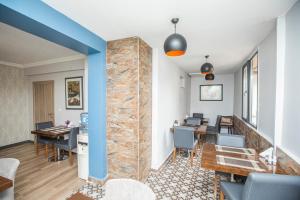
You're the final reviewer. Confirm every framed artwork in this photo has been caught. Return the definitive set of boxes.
[200,84,223,101]
[65,76,83,110]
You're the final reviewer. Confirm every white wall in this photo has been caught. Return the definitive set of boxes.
[190,74,234,126]
[25,59,87,138]
[257,29,277,142]
[0,65,30,146]
[233,28,277,143]
[233,68,242,117]
[281,1,300,162]
[152,49,191,169]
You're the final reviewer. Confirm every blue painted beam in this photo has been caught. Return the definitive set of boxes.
[0,0,107,180]
[0,0,105,54]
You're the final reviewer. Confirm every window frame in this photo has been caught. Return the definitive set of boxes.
[242,51,258,128]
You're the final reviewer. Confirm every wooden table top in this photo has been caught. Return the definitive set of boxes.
[195,125,207,135]
[31,126,71,138]
[67,192,93,200]
[0,176,13,193]
[170,125,207,135]
[201,143,283,176]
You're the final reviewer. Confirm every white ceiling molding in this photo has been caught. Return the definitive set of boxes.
[23,54,86,68]
[0,60,23,68]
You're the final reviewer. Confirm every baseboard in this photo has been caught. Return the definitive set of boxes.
[0,140,34,150]
[151,150,173,172]
[88,174,108,185]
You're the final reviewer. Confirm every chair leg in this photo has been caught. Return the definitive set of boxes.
[69,150,73,166]
[36,143,39,156]
[220,191,224,200]
[52,144,55,160]
[190,149,194,167]
[173,148,176,162]
[45,144,49,158]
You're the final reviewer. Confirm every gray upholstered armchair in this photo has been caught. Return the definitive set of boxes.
[186,117,201,127]
[35,121,56,158]
[217,134,245,148]
[193,113,203,119]
[173,126,198,166]
[0,158,20,200]
[207,115,222,134]
[220,173,300,200]
[54,127,79,165]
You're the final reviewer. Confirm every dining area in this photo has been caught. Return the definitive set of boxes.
[171,113,300,200]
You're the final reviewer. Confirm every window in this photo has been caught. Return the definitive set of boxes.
[242,52,258,127]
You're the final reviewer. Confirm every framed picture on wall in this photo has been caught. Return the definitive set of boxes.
[200,84,223,101]
[65,76,83,110]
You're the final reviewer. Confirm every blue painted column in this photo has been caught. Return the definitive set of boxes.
[88,52,107,179]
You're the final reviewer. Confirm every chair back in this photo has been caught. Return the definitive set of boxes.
[68,127,79,149]
[242,173,300,200]
[0,158,20,200]
[193,113,203,119]
[186,117,201,126]
[215,115,222,132]
[174,126,196,149]
[217,134,245,148]
[35,121,53,130]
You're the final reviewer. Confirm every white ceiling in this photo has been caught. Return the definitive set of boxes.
[0,22,82,68]
[43,0,297,74]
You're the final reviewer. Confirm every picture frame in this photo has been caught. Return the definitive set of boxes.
[200,84,223,101]
[65,76,84,110]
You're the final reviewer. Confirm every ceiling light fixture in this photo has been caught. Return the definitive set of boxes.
[205,73,215,80]
[164,18,187,56]
[201,55,214,74]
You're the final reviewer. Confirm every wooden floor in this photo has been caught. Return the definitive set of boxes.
[0,143,86,200]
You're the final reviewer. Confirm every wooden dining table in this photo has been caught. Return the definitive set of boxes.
[0,176,13,193]
[31,126,72,161]
[201,143,284,199]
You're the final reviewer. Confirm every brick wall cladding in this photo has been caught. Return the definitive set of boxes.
[106,37,152,181]
[233,115,300,175]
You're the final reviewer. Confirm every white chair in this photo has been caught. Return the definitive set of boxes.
[0,158,20,200]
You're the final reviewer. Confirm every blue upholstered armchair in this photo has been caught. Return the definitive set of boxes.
[35,121,56,158]
[54,127,79,165]
[220,173,300,200]
[173,126,198,166]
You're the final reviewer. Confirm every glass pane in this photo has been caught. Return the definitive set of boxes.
[250,54,258,126]
[242,66,248,119]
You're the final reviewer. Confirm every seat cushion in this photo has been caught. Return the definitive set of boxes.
[37,136,56,144]
[220,181,244,200]
[55,140,71,150]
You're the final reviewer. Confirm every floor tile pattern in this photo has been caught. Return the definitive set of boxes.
[73,143,218,200]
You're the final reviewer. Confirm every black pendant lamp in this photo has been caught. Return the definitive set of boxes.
[205,73,215,80]
[164,18,187,56]
[201,55,214,74]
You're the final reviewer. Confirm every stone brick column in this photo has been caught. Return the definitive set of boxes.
[106,37,152,181]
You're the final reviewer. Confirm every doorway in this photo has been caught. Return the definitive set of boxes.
[33,80,55,125]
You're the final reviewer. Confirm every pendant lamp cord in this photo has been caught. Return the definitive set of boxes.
[174,23,177,34]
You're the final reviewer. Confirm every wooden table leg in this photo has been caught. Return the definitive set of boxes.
[45,144,48,158]
[220,191,224,200]
[214,174,220,200]
[173,148,176,162]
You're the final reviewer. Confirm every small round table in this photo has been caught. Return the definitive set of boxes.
[103,179,155,200]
